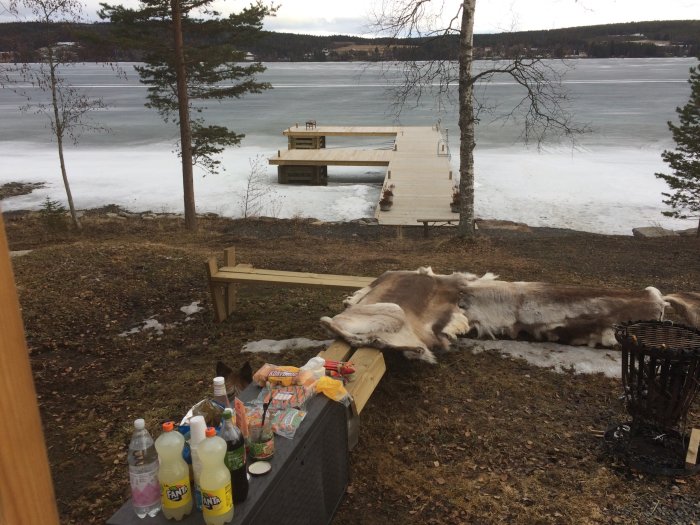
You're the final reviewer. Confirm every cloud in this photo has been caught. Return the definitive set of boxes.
[264,16,372,37]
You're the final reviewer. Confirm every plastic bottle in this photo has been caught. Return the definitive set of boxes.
[155,421,193,520]
[128,418,161,519]
[189,415,207,511]
[199,427,234,525]
[213,376,231,409]
[220,408,249,503]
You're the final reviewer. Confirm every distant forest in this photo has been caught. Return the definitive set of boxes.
[1,19,698,63]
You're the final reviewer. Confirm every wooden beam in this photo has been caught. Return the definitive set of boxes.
[0,214,60,525]
[345,348,386,415]
[211,271,373,289]
[220,265,374,286]
[205,256,227,323]
[318,339,353,362]
[686,428,700,469]
[223,248,237,318]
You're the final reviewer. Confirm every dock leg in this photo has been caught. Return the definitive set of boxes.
[423,221,430,238]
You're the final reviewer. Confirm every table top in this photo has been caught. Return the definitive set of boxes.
[107,384,345,525]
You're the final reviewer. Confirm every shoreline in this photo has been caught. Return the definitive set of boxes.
[2,181,697,238]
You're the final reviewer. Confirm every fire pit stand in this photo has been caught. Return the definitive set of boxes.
[605,321,700,476]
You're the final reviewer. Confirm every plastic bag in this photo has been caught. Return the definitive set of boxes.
[315,376,350,404]
[270,408,307,439]
[246,404,306,439]
[260,384,314,411]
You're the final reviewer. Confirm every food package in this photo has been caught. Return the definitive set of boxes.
[266,384,314,411]
[234,397,249,438]
[252,363,300,387]
[246,404,306,440]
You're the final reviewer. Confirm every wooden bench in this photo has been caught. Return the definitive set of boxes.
[206,247,375,323]
[416,217,458,237]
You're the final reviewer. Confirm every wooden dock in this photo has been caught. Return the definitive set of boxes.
[269,125,458,226]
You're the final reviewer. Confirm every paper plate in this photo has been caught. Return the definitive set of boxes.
[248,461,272,476]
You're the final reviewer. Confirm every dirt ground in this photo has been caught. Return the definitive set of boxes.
[4,209,700,525]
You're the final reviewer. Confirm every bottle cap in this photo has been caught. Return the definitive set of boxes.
[222,409,233,420]
[134,418,145,430]
[213,376,227,396]
[189,415,207,445]
[205,427,216,438]
[162,421,174,432]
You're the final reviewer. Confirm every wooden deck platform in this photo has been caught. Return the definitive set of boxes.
[283,125,400,137]
[270,125,458,226]
[269,149,393,167]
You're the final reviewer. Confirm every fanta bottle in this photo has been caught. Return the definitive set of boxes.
[198,427,234,525]
[155,421,193,520]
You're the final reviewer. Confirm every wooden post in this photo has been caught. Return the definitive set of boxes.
[686,428,700,469]
[223,247,237,318]
[205,256,227,323]
[0,214,60,525]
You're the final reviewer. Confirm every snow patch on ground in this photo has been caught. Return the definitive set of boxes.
[242,338,334,354]
[239,336,621,378]
[458,339,621,377]
[119,300,204,336]
[180,301,204,318]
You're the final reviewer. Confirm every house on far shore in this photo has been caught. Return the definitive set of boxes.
[244,52,255,61]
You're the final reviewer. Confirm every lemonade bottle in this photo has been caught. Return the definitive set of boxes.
[155,421,193,520]
[199,427,234,525]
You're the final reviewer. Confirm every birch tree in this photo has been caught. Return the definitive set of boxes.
[373,0,585,237]
[6,0,108,230]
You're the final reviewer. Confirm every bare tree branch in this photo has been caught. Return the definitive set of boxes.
[371,0,589,236]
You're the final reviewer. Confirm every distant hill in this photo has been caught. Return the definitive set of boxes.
[0,19,698,62]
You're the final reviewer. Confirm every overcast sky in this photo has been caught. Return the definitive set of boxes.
[3,0,698,34]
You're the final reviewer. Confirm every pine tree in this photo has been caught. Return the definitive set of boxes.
[655,58,700,236]
[99,0,273,230]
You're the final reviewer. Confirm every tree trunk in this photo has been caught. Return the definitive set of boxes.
[457,0,476,237]
[48,48,81,230]
[171,0,197,231]
[697,215,700,237]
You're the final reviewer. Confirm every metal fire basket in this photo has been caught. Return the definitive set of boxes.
[614,321,700,432]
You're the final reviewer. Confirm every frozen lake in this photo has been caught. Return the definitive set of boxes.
[0,58,696,234]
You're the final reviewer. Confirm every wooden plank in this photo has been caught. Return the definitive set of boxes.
[284,125,400,137]
[0,214,60,525]
[345,348,386,415]
[211,271,373,289]
[221,265,374,285]
[686,428,700,469]
[269,149,393,167]
[205,256,227,323]
[318,339,353,362]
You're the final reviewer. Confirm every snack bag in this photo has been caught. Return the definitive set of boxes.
[252,364,300,387]
[270,408,307,439]
[266,366,300,387]
[266,385,314,411]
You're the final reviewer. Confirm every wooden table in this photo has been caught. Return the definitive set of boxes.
[107,385,349,525]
